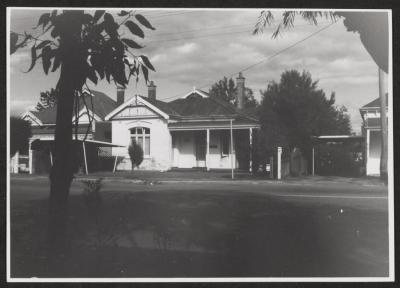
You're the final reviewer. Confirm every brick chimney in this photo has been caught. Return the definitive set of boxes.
[117,86,125,106]
[148,81,156,100]
[236,72,245,110]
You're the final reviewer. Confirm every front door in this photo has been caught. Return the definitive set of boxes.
[194,131,206,167]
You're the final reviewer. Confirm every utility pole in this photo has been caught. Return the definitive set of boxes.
[379,68,388,183]
[230,119,234,179]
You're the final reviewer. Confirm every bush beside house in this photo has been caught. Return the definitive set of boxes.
[128,141,144,170]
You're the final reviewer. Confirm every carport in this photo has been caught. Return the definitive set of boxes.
[29,139,124,175]
[311,135,364,177]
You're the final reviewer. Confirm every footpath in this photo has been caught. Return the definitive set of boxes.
[11,171,386,188]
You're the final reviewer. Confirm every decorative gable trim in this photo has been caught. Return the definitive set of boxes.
[21,111,43,126]
[180,88,209,99]
[105,95,169,120]
[81,88,94,96]
[72,107,102,123]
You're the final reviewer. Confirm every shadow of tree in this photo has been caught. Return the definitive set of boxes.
[11,189,389,278]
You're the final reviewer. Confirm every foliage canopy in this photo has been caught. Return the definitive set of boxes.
[258,70,351,155]
[10,117,32,156]
[209,77,258,109]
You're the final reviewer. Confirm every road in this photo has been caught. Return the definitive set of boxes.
[9,176,390,278]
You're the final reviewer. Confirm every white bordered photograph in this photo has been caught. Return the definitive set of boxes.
[7,7,394,282]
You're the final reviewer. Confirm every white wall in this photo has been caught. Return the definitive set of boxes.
[367,129,381,175]
[112,118,172,171]
[172,131,196,168]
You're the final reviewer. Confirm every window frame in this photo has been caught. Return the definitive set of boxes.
[130,127,151,157]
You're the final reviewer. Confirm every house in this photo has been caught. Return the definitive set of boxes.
[359,96,388,176]
[21,73,259,173]
[105,73,260,171]
[21,89,118,174]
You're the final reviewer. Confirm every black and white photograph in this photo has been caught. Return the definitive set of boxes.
[6,5,394,283]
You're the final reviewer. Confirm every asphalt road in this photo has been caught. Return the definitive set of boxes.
[9,176,390,278]
[10,176,388,210]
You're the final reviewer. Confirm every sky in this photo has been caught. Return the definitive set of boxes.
[8,8,389,134]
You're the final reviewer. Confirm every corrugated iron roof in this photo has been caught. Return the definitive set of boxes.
[29,90,117,124]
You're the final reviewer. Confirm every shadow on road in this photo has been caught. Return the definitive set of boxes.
[11,188,389,278]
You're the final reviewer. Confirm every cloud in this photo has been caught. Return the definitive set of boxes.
[8,9,386,134]
[175,42,198,54]
[10,99,37,115]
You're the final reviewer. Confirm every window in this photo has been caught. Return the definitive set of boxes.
[130,127,150,156]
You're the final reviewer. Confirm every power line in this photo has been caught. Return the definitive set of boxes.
[145,21,331,45]
[161,21,337,101]
[151,22,255,37]
[145,11,199,19]
[146,28,252,44]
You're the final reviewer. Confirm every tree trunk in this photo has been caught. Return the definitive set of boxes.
[378,68,388,184]
[47,66,75,257]
[46,11,84,271]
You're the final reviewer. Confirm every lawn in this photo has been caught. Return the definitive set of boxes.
[10,180,389,278]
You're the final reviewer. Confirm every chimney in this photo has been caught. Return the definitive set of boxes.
[236,72,245,110]
[117,86,125,106]
[148,81,157,100]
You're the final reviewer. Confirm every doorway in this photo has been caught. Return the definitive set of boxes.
[194,131,206,167]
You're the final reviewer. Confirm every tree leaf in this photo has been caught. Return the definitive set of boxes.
[118,10,130,16]
[36,40,52,50]
[86,65,98,84]
[140,55,155,71]
[90,53,105,79]
[82,13,93,25]
[105,66,111,82]
[93,10,105,23]
[135,14,155,30]
[50,26,59,38]
[50,10,58,21]
[35,13,50,30]
[104,13,115,24]
[26,45,37,72]
[125,21,144,38]
[121,38,143,49]
[51,51,61,72]
[141,65,149,83]
[42,46,53,74]
[10,33,18,54]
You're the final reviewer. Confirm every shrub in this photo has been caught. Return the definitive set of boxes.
[128,140,144,170]
[82,178,103,217]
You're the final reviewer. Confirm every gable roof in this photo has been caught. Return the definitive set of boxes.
[105,88,259,124]
[144,97,181,118]
[27,90,117,124]
[105,95,171,120]
[360,94,388,110]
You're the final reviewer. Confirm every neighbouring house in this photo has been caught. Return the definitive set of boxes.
[105,73,260,171]
[359,96,388,176]
[21,89,118,174]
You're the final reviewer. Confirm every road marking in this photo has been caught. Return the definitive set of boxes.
[277,194,387,200]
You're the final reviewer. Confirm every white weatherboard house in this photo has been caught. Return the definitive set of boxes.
[105,73,260,171]
[359,96,388,176]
